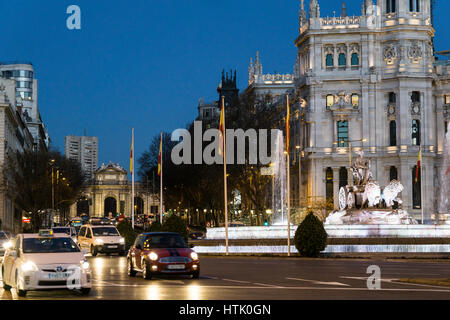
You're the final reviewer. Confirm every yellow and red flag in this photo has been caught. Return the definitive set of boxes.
[415,146,421,183]
[286,95,290,154]
[218,96,225,157]
[130,129,134,174]
[157,133,162,176]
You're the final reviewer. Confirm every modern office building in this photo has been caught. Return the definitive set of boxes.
[0,62,49,150]
[65,135,99,180]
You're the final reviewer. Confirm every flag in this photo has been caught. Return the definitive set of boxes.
[129,129,134,174]
[415,147,421,183]
[286,95,290,154]
[157,134,162,176]
[218,97,225,157]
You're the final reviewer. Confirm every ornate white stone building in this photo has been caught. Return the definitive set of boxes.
[290,0,449,222]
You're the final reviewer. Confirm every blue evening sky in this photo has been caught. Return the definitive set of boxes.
[1,0,449,178]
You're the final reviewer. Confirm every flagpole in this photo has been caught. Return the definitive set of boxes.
[131,128,135,229]
[160,132,163,225]
[286,94,291,257]
[222,96,229,256]
[420,146,424,224]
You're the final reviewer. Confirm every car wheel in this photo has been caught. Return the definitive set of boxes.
[80,288,91,295]
[91,245,98,257]
[127,259,136,277]
[2,267,11,291]
[15,272,27,297]
[191,270,200,279]
[142,261,152,280]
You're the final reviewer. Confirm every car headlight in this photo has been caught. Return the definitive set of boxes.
[190,252,199,260]
[94,239,104,245]
[80,260,90,270]
[3,241,13,250]
[149,252,158,261]
[22,261,38,272]
[119,237,125,244]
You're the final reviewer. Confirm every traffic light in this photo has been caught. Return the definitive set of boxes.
[264,220,269,226]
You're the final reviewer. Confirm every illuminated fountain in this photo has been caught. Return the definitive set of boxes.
[271,130,287,225]
[325,151,417,225]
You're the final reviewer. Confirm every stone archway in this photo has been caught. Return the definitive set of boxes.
[77,196,90,217]
[134,197,144,216]
[104,197,117,218]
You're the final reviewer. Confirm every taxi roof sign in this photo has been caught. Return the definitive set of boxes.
[39,229,53,237]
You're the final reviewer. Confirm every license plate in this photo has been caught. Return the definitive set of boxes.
[167,264,185,270]
[48,272,71,279]
[108,245,118,248]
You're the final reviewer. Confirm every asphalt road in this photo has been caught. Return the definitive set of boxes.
[1,255,450,300]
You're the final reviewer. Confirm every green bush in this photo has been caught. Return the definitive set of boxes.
[161,215,188,242]
[117,221,138,250]
[294,212,328,257]
[148,220,162,232]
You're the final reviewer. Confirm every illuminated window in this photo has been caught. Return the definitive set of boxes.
[338,53,346,66]
[326,54,333,67]
[337,121,349,147]
[351,53,359,66]
[351,94,359,107]
[326,95,334,108]
[445,95,450,104]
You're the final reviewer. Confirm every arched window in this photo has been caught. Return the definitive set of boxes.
[389,166,398,181]
[326,54,333,67]
[339,167,348,190]
[412,165,421,209]
[390,120,397,146]
[410,0,420,12]
[326,95,334,108]
[326,168,334,204]
[351,94,359,107]
[351,53,359,66]
[338,53,346,66]
[386,0,396,13]
[412,119,420,146]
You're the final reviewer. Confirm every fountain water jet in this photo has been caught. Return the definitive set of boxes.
[271,130,287,225]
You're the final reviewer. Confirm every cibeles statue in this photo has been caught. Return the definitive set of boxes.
[326,150,417,225]
[351,150,372,186]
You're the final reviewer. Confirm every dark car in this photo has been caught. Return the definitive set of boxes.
[127,232,200,280]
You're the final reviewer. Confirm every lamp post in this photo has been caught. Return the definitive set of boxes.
[334,138,367,168]
[295,145,302,209]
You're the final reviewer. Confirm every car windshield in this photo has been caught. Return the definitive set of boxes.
[23,237,80,253]
[52,227,71,235]
[144,234,187,249]
[92,227,119,236]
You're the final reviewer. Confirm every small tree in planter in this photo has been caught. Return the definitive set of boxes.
[294,212,328,257]
[117,221,138,250]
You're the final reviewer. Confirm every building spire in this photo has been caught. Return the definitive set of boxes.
[341,2,347,17]
[299,0,307,27]
[309,0,320,18]
[254,51,263,76]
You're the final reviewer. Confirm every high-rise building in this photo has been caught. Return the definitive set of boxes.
[65,135,98,180]
[0,62,49,150]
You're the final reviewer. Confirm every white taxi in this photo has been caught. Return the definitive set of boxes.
[1,230,91,297]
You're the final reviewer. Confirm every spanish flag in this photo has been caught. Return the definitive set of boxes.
[218,96,225,157]
[415,146,421,183]
[130,128,134,174]
[157,133,162,176]
[286,94,290,154]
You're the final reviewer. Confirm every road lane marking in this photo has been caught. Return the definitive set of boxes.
[286,277,350,287]
[253,282,283,288]
[222,278,251,284]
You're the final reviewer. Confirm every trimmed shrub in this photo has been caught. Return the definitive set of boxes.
[161,215,188,242]
[117,221,138,250]
[294,212,328,257]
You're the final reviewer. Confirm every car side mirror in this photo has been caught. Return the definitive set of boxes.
[189,244,195,248]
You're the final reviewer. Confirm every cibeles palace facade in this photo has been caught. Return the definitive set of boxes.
[267,0,449,222]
